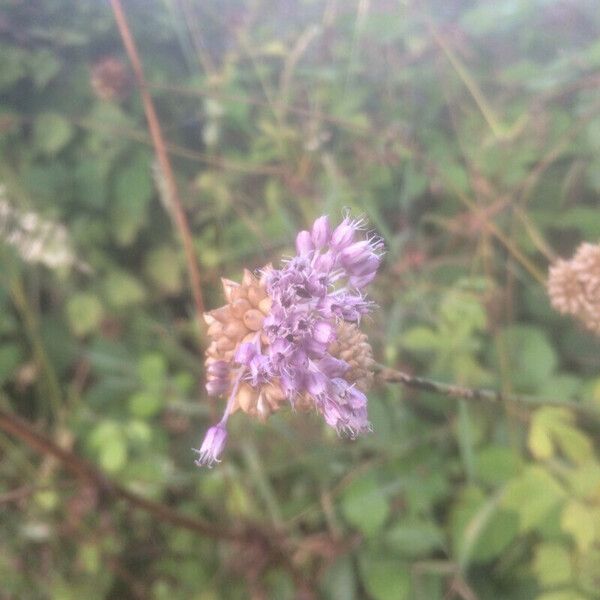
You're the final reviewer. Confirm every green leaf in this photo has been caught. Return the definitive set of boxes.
[359,555,410,600]
[34,112,74,155]
[137,353,167,387]
[144,246,182,294]
[503,466,566,531]
[536,592,587,600]
[451,486,519,566]
[533,543,572,587]
[402,326,439,352]
[341,474,390,537]
[128,391,162,418]
[103,271,145,308]
[476,446,521,486]
[561,500,596,553]
[99,436,127,472]
[88,421,127,473]
[528,408,593,464]
[385,519,444,558]
[494,326,557,391]
[111,151,153,246]
[66,293,103,336]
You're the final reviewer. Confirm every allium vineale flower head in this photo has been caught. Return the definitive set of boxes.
[194,215,383,467]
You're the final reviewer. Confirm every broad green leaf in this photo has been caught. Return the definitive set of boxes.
[128,391,162,418]
[137,353,167,387]
[503,466,566,531]
[385,519,444,557]
[34,112,74,155]
[402,326,439,352]
[451,486,518,566]
[528,408,593,464]
[536,592,587,600]
[103,271,145,308]
[67,293,103,336]
[533,543,572,587]
[561,500,596,553]
[111,151,153,245]
[359,555,410,600]
[494,326,557,391]
[144,246,182,294]
[476,446,522,486]
[341,474,389,536]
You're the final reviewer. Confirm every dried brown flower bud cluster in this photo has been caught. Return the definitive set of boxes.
[203,268,376,421]
[204,269,283,419]
[547,242,600,334]
[329,321,375,392]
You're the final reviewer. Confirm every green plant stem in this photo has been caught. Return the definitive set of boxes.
[375,364,600,419]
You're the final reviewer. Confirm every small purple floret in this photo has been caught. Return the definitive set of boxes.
[237,213,382,436]
[193,423,228,467]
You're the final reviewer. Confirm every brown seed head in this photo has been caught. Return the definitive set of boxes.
[329,321,375,392]
[548,242,600,334]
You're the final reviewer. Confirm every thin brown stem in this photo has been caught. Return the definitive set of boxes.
[109,0,205,320]
[375,364,600,419]
[0,406,240,540]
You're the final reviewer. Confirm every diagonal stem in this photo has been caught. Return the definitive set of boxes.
[109,0,205,320]
[0,406,240,539]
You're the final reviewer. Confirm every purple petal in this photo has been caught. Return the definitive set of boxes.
[311,215,332,249]
[349,271,377,289]
[235,342,257,365]
[296,230,313,255]
[317,355,349,378]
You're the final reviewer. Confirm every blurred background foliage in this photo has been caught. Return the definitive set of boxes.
[1,0,600,598]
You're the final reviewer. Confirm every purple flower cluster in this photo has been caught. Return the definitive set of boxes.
[194,215,382,467]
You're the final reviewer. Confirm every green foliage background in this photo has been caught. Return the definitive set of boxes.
[1,0,600,598]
